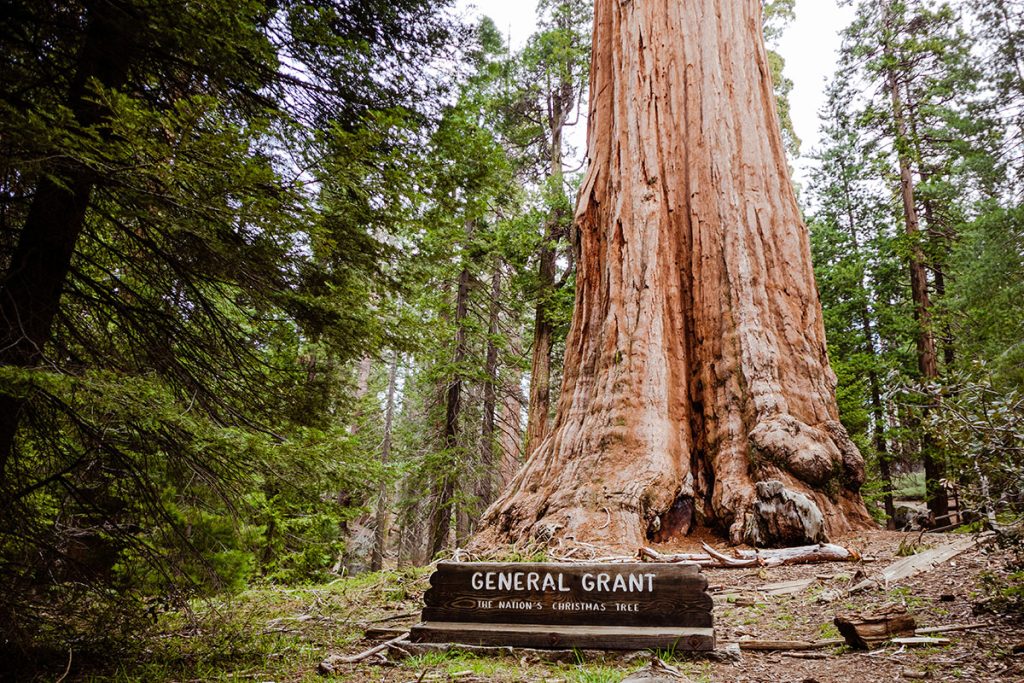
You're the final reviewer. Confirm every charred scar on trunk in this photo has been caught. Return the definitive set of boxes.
[646,493,695,543]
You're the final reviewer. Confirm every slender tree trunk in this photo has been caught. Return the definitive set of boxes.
[886,42,948,521]
[479,261,503,508]
[497,329,525,488]
[839,175,895,526]
[475,0,872,551]
[525,102,568,458]
[370,352,399,572]
[525,246,555,458]
[904,89,956,370]
[428,262,471,558]
[0,2,133,485]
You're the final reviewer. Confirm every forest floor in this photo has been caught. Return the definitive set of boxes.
[55,530,1023,682]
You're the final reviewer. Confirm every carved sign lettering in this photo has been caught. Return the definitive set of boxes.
[411,562,715,650]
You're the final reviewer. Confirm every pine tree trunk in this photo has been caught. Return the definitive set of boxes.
[479,261,503,508]
[840,175,895,526]
[428,263,471,558]
[475,0,873,551]
[885,35,948,522]
[0,3,133,485]
[497,329,525,489]
[525,98,569,458]
[525,244,555,458]
[370,352,399,572]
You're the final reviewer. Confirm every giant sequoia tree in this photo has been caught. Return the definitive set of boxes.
[476,0,874,550]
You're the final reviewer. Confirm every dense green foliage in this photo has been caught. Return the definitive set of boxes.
[0,0,461,656]
[809,0,1024,523]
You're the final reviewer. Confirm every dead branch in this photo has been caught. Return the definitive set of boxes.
[849,536,979,593]
[319,633,409,673]
[639,542,859,568]
[915,622,989,636]
[737,638,845,651]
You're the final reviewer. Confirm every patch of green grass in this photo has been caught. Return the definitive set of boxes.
[888,586,927,608]
[560,663,625,683]
[818,622,841,640]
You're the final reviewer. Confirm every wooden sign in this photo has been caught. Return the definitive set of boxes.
[411,562,715,651]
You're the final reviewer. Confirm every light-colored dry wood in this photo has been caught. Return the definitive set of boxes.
[736,638,844,651]
[319,633,410,672]
[639,543,858,568]
[915,623,988,635]
[890,637,951,646]
[759,578,817,596]
[849,537,977,593]
[473,0,873,553]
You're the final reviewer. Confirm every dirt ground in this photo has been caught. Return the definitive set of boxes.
[327,531,1023,683]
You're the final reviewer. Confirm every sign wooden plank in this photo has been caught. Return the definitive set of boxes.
[423,561,712,627]
[410,622,716,651]
[412,561,716,651]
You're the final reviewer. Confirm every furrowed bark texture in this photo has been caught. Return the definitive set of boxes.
[475,0,873,551]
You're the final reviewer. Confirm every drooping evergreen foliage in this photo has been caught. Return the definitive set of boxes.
[0,0,461,653]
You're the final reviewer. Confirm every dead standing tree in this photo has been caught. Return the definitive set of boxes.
[474,0,874,552]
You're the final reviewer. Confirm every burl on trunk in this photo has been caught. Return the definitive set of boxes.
[474,0,874,551]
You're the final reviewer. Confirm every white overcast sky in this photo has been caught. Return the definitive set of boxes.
[454,0,856,185]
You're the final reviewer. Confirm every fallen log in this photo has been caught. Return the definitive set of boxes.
[639,543,858,568]
[737,638,845,651]
[891,637,951,646]
[849,537,978,594]
[835,607,916,650]
[783,652,829,660]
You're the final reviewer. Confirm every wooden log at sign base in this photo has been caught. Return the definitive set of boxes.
[410,562,715,651]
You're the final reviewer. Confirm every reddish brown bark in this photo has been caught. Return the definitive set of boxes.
[474,0,873,551]
[885,23,948,521]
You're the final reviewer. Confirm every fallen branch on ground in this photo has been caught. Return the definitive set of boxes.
[639,542,859,568]
[737,638,845,651]
[915,623,989,636]
[318,633,409,674]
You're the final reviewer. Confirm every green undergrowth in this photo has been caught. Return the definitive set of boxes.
[389,648,715,683]
[69,567,433,682]
[33,566,718,682]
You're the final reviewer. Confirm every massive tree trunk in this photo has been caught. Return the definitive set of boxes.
[474,0,873,551]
